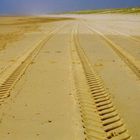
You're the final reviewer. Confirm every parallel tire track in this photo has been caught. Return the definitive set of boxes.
[0,23,67,105]
[83,22,140,79]
[71,24,131,140]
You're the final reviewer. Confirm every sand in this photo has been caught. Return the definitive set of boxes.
[0,14,140,140]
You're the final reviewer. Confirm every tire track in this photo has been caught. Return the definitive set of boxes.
[0,23,68,105]
[71,23,131,140]
[112,30,140,43]
[83,21,140,79]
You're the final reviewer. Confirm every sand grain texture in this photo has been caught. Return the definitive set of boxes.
[0,15,140,140]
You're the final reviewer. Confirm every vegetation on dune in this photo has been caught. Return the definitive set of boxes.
[66,7,140,14]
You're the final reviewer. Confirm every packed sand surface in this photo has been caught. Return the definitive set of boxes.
[0,14,140,140]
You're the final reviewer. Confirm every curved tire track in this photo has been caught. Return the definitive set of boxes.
[0,23,68,105]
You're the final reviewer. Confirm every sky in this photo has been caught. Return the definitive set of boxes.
[0,0,140,15]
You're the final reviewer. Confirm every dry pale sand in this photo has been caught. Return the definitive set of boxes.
[0,14,140,140]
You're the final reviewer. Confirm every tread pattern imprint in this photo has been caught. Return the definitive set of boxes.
[70,23,132,140]
[0,24,67,105]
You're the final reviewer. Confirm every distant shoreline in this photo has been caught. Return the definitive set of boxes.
[64,7,140,14]
[0,7,140,16]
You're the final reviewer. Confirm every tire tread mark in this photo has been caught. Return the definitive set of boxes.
[0,23,68,105]
[71,23,131,140]
[84,22,140,79]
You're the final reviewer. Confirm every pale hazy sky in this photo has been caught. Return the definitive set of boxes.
[0,0,140,15]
